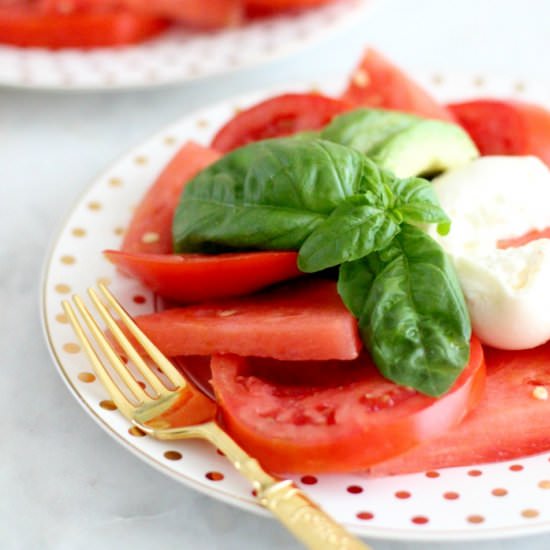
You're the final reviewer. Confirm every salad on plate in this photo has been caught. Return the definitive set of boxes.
[0,0,339,48]
[104,48,550,476]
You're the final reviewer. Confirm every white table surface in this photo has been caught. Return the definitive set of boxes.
[3,1,550,548]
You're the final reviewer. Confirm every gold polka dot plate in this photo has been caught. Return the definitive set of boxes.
[42,72,550,541]
[0,0,369,91]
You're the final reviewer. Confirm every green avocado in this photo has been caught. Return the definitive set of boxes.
[321,108,479,178]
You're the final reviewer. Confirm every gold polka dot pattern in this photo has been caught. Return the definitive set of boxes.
[55,284,71,294]
[100,400,117,411]
[164,451,183,461]
[63,343,80,354]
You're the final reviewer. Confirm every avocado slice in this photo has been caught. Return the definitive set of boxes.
[321,108,479,178]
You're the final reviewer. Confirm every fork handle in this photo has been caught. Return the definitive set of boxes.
[258,480,371,550]
[156,421,371,550]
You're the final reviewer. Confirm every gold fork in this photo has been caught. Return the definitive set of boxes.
[62,283,371,550]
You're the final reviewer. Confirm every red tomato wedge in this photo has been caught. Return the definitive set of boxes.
[342,49,455,122]
[121,142,220,255]
[153,374,216,427]
[210,337,485,474]
[245,0,333,15]
[105,249,302,303]
[499,227,550,249]
[369,343,550,476]
[0,6,168,49]
[120,0,243,27]
[119,279,361,360]
[448,99,550,168]
[39,0,120,13]
[211,93,351,153]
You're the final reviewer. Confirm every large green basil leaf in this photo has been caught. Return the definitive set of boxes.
[337,259,376,318]
[298,201,401,273]
[346,224,471,397]
[390,177,450,233]
[173,139,393,253]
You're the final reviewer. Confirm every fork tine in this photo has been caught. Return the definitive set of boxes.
[88,288,168,397]
[63,300,140,412]
[71,294,149,403]
[98,283,186,388]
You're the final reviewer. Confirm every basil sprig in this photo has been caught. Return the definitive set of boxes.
[173,138,470,396]
[338,225,471,396]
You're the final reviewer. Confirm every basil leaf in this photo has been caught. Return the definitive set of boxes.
[344,224,471,397]
[173,139,371,253]
[298,202,400,273]
[337,259,376,318]
[357,157,395,209]
[391,177,450,230]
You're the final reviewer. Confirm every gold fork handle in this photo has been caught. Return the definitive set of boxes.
[260,480,371,550]
[150,421,371,550]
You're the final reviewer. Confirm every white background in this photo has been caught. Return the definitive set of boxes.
[3,1,550,548]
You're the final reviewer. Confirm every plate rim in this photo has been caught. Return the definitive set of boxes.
[40,76,550,542]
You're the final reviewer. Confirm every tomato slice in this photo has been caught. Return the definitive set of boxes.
[153,370,216,427]
[0,6,168,49]
[105,249,303,303]
[448,99,550,168]
[39,0,120,13]
[499,227,550,249]
[210,337,485,474]
[210,93,351,153]
[369,342,550,476]
[118,279,361,360]
[245,0,333,15]
[342,49,455,122]
[120,0,243,27]
[121,142,220,255]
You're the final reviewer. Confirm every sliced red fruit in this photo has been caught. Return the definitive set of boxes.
[210,337,485,474]
[342,49,455,122]
[121,142,220,255]
[104,249,302,303]
[121,279,362,360]
[120,0,243,27]
[0,6,168,49]
[369,342,550,476]
[245,0,333,16]
[211,93,351,153]
[499,227,550,249]
[448,99,550,167]
[153,370,216,427]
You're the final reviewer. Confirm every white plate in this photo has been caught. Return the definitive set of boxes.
[42,71,550,542]
[0,0,369,91]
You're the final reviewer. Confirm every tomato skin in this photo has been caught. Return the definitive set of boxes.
[342,49,455,122]
[116,279,361,361]
[0,7,168,49]
[245,0,332,15]
[499,227,550,249]
[105,249,303,303]
[120,0,243,27]
[38,0,123,13]
[154,371,216,427]
[448,99,550,168]
[211,93,351,153]
[370,342,550,476]
[122,142,220,255]
[211,338,485,474]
